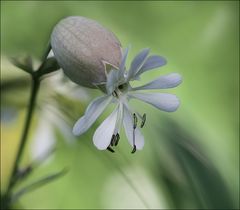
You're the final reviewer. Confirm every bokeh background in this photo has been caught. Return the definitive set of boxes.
[1,1,239,209]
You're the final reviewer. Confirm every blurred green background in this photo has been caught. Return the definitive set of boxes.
[1,1,239,209]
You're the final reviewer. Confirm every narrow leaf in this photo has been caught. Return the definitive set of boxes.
[11,168,68,204]
[10,57,33,74]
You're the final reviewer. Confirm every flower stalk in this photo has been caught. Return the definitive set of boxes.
[9,75,40,190]
[3,73,40,209]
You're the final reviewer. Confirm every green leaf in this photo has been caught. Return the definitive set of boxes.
[14,147,56,184]
[156,118,235,209]
[9,56,33,74]
[10,168,68,204]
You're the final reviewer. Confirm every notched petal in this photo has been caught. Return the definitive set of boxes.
[73,96,112,135]
[129,93,180,112]
[133,73,182,90]
[127,48,150,80]
[93,108,118,150]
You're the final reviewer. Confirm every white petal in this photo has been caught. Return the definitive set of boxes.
[106,70,119,94]
[114,102,124,134]
[133,73,182,90]
[106,51,129,93]
[127,48,150,81]
[135,55,166,77]
[123,105,144,150]
[93,107,119,150]
[129,92,180,112]
[73,96,112,135]
[119,46,130,72]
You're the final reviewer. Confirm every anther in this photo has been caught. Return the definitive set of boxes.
[131,145,137,154]
[107,146,115,153]
[141,113,146,128]
[115,133,120,146]
[110,134,116,146]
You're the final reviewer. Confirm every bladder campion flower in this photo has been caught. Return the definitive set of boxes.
[73,47,182,153]
[50,16,182,153]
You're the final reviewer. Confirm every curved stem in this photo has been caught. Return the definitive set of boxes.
[5,76,40,200]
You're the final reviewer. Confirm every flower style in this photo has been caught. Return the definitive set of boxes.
[73,47,182,153]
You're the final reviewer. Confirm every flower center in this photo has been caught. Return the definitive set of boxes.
[112,83,129,98]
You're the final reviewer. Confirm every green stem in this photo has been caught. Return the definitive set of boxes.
[4,75,40,205]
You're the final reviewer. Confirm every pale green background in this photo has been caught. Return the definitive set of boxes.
[1,1,239,209]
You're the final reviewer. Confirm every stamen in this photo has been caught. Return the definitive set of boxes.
[110,134,116,146]
[133,113,138,129]
[107,146,115,153]
[112,90,118,97]
[132,113,138,154]
[140,113,146,128]
[115,133,120,146]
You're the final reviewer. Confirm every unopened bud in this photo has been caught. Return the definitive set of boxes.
[50,16,122,88]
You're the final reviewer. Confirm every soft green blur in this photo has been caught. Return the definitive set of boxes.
[1,1,239,209]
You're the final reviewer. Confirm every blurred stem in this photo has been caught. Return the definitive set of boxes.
[4,74,40,208]
[1,44,60,209]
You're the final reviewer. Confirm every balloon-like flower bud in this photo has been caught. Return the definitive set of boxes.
[50,16,122,88]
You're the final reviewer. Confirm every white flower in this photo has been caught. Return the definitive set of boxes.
[73,47,182,153]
